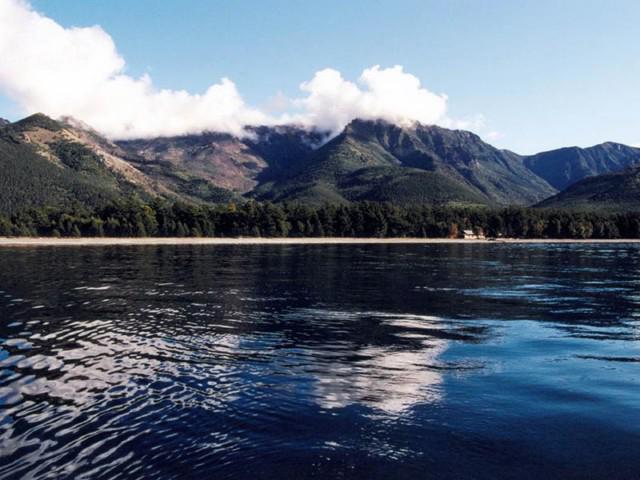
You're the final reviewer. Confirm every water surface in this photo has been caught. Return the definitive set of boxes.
[0,244,639,479]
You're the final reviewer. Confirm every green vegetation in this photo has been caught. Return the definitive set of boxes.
[11,112,63,132]
[538,167,640,211]
[252,119,557,205]
[0,199,637,239]
[252,164,490,206]
[0,132,147,215]
[52,141,110,175]
[3,113,640,219]
[179,178,239,203]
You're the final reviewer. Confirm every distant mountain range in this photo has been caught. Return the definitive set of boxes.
[538,166,640,211]
[523,143,640,191]
[1,113,639,214]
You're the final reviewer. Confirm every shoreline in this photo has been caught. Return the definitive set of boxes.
[1,237,640,247]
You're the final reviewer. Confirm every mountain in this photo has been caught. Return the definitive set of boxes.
[251,119,556,205]
[3,113,639,215]
[116,126,326,204]
[0,113,166,215]
[537,166,640,211]
[0,118,9,126]
[523,143,640,191]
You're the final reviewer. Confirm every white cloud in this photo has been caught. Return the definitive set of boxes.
[0,0,267,138]
[443,113,486,132]
[291,66,448,133]
[262,91,291,114]
[484,131,504,141]
[0,0,470,140]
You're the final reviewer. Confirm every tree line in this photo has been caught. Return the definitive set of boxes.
[0,199,639,239]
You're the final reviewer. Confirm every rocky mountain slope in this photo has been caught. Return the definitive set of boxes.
[524,142,640,190]
[0,114,160,215]
[116,126,326,204]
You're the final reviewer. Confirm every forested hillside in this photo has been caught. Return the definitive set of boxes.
[538,166,640,211]
[252,119,557,205]
[0,117,148,215]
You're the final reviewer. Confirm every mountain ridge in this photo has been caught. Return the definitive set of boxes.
[523,142,640,190]
[251,118,556,205]
[2,113,640,214]
[537,165,640,211]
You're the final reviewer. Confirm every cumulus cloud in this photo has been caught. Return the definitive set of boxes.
[484,131,504,141]
[0,0,460,139]
[0,0,267,138]
[290,66,448,133]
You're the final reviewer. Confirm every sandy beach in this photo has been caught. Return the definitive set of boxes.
[1,237,639,247]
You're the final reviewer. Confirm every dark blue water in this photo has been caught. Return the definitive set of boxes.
[0,244,639,479]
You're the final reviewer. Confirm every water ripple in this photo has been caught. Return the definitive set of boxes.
[0,245,638,479]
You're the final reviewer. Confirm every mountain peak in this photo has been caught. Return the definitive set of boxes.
[13,113,62,132]
[345,117,440,133]
[58,115,98,133]
[524,141,640,191]
[345,117,396,130]
[591,141,640,152]
[342,118,486,147]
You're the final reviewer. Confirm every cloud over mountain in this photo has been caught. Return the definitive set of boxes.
[0,0,451,139]
[291,66,448,133]
[0,0,267,138]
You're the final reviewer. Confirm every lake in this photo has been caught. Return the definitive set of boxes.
[0,244,639,479]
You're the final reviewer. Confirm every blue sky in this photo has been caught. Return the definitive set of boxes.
[1,0,639,153]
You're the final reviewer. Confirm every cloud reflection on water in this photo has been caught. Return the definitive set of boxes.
[299,312,448,414]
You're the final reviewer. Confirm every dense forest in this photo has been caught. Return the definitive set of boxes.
[0,199,639,239]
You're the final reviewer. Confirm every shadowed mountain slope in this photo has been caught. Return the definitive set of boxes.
[252,119,556,206]
[524,143,640,191]
[538,166,640,211]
